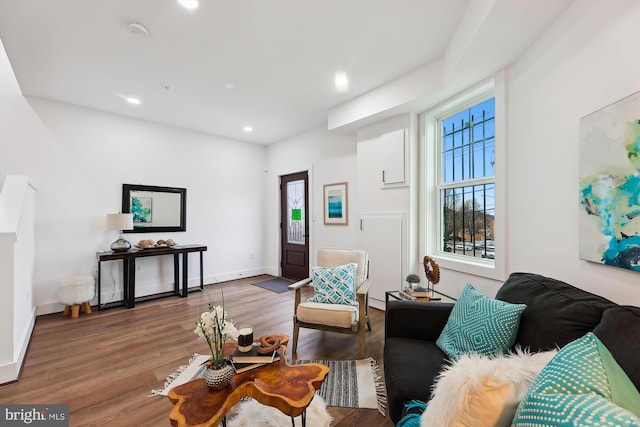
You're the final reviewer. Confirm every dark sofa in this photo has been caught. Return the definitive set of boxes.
[383,272,640,423]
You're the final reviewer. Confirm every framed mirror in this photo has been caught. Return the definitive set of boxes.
[122,184,186,233]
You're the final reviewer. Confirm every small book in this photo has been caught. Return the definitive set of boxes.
[230,360,268,374]
[229,344,280,364]
[410,290,431,298]
[398,290,414,301]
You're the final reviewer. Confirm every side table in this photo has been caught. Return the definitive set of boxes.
[167,336,329,427]
[385,289,457,305]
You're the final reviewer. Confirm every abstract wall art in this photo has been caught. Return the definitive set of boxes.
[323,182,348,225]
[579,91,640,271]
[131,196,153,224]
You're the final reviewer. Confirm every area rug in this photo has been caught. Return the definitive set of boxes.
[151,354,387,415]
[292,358,387,416]
[224,396,332,427]
[252,277,295,293]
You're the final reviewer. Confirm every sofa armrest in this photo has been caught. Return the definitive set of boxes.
[385,300,455,341]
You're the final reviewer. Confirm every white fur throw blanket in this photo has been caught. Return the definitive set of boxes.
[421,348,557,427]
[224,396,332,427]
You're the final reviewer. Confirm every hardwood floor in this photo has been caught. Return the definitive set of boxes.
[0,275,395,427]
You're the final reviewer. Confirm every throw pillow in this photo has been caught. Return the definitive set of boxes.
[308,263,358,305]
[436,284,526,359]
[420,348,557,427]
[512,332,640,427]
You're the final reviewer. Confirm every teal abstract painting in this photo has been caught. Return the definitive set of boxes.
[579,91,640,270]
[131,196,152,224]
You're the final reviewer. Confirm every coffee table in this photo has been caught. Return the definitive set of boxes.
[167,335,329,427]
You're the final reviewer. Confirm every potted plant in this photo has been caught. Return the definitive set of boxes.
[405,274,421,291]
[194,289,239,390]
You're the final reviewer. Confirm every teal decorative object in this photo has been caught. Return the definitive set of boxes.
[309,263,357,305]
[436,284,526,359]
[513,333,640,426]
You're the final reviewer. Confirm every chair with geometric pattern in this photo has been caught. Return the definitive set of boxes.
[288,248,372,358]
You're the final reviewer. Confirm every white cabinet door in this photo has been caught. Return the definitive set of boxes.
[359,215,404,306]
[379,129,406,186]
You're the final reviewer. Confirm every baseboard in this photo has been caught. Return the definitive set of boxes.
[205,268,269,285]
[370,298,385,312]
[0,307,35,384]
[36,268,272,314]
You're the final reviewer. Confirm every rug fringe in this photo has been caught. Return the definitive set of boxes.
[366,357,388,416]
[148,353,201,397]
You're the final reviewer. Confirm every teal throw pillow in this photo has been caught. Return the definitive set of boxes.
[512,332,640,426]
[308,263,358,306]
[436,284,526,359]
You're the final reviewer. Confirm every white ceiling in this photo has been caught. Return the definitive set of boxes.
[0,0,571,145]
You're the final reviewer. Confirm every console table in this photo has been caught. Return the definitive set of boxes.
[96,244,207,309]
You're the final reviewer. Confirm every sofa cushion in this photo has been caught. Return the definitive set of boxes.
[496,272,615,351]
[593,305,640,392]
[436,284,526,359]
[513,333,640,426]
[308,263,357,305]
[383,337,448,422]
[421,348,557,427]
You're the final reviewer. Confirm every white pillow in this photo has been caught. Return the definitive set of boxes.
[420,348,557,427]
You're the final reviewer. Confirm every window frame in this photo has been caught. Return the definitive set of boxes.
[420,73,506,281]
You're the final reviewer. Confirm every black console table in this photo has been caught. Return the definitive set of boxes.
[96,244,207,309]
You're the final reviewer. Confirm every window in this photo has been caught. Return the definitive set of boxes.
[422,76,505,281]
[440,98,495,260]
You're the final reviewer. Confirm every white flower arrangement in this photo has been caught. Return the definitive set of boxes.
[194,289,239,369]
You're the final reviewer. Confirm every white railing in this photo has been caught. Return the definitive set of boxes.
[0,175,36,384]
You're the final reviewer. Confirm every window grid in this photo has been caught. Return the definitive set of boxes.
[439,98,495,260]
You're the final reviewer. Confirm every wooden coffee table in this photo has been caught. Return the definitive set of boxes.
[167,335,329,427]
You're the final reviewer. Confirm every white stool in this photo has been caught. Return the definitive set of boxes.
[58,276,95,318]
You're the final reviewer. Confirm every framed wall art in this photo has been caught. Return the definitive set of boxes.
[323,182,348,225]
[579,90,640,271]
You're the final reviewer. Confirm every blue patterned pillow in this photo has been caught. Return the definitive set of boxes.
[436,284,526,359]
[308,263,357,305]
[513,333,640,426]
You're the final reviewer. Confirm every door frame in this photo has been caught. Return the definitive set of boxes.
[279,171,310,280]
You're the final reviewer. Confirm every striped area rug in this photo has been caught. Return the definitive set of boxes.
[292,358,387,416]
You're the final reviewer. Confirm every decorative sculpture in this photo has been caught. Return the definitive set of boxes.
[423,256,440,298]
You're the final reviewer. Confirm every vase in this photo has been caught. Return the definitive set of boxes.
[203,364,234,390]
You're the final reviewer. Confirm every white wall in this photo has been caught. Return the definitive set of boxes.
[430,0,640,304]
[2,0,639,318]
[503,0,640,304]
[30,99,269,312]
[1,50,269,313]
[323,0,640,305]
[265,127,357,274]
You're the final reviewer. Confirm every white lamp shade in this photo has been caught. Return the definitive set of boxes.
[107,213,134,231]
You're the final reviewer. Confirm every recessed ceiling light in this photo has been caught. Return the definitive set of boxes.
[243,126,253,132]
[334,71,349,93]
[178,0,199,9]
[126,97,141,105]
[223,83,236,90]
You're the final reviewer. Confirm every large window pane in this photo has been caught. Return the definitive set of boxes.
[439,97,495,261]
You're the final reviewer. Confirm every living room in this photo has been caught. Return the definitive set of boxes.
[0,0,639,423]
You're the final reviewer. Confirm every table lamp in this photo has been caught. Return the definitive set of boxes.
[107,213,134,251]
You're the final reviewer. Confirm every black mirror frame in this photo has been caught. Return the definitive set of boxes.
[122,183,187,233]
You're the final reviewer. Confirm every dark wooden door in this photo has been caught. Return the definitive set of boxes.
[280,171,309,280]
